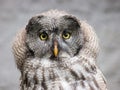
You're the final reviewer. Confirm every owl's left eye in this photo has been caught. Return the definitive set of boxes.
[62,31,71,39]
[39,32,48,40]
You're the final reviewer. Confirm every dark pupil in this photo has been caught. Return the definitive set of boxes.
[42,33,47,38]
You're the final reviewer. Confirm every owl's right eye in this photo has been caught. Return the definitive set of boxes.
[39,32,48,40]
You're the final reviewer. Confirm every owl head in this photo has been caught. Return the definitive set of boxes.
[12,10,99,70]
[25,10,85,59]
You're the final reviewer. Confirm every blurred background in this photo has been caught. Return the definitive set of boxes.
[0,0,120,90]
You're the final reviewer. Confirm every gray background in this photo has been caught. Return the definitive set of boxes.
[0,0,120,90]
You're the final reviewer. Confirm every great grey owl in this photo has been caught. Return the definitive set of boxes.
[12,10,107,90]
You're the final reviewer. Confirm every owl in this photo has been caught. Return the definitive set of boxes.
[12,10,107,90]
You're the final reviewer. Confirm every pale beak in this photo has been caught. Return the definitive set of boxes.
[53,40,58,57]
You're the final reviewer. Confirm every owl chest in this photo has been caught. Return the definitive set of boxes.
[39,67,100,90]
[23,58,100,90]
[40,67,85,90]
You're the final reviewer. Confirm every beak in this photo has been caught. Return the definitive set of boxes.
[53,40,59,57]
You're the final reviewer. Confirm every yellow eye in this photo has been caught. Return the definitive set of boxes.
[39,32,48,40]
[62,31,71,39]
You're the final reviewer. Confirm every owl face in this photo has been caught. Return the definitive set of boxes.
[26,14,84,59]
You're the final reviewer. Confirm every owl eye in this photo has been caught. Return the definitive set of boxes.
[62,31,71,39]
[39,32,48,40]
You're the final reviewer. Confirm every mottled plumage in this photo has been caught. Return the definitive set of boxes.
[12,10,107,90]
